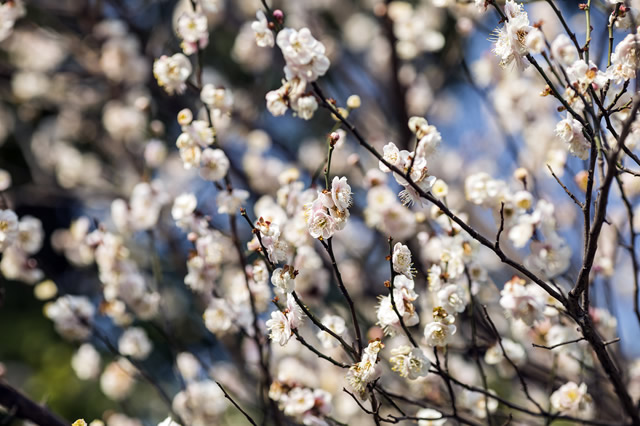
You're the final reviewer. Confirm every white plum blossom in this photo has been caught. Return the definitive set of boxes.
[607,32,640,83]
[216,188,249,214]
[424,307,457,347]
[316,314,347,349]
[153,53,192,95]
[276,27,330,82]
[389,345,430,379]
[199,148,229,181]
[550,382,594,419]
[118,327,153,360]
[499,277,545,325]
[176,10,209,55]
[555,114,590,160]
[0,209,18,252]
[71,343,101,380]
[492,0,534,70]
[266,310,293,346]
[416,408,446,426]
[392,242,414,279]
[45,295,95,341]
[271,265,296,293]
[251,11,274,48]
[346,340,383,399]
[551,34,578,67]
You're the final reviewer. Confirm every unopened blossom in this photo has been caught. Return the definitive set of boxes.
[424,307,456,347]
[251,11,274,48]
[217,188,249,214]
[71,343,101,380]
[492,0,533,70]
[550,382,594,419]
[45,295,94,340]
[415,408,446,426]
[177,11,209,55]
[555,114,589,160]
[317,314,346,349]
[392,242,414,278]
[271,265,296,293]
[0,209,18,252]
[118,327,153,360]
[153,53,192,94]
[389,345,430,379]
[199,148,229,181]
[176,352,200,381]
[144,140,167,167]
[276,27,330,82]
[266,310,293,346]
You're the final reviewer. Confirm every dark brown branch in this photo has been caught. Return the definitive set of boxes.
[0,382,68,426]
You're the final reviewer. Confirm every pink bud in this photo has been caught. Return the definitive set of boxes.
[273,9,284,23]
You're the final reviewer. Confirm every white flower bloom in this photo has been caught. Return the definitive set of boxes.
[346,340,383,399]
[392,242,414,279]
[389,345,430,379]
[177,11,209,55]
[200,84,233,112]
[271,266,296,293]
[492,0,533,70]
[607,32,640,83]
[172,193,197,224]
[251,11,274,48]
[525,28,544,54]
[424,308,456,347]
[294,95,317,120]
[45,295,94,340]
[0,209,18,252]
[216,189,249,214]
[317,314,346,349]
[199,148,229,181]
[176,352,200,381]
[555,114,589,160]
[118,327,153,360]
[379,142,401,172]
[276,27,330,82]
[331,176,352,212]
[266,310,293,346]
[100,359,135,401]
[0,0,25,42]
[153,53,192,95]
[266,86,289,117]
[416,408,446,426]
[499,277,545,325]
[0,169,11,191]
[172,380,227,425]
[550,382,593,419]
[437,284,468,314]
[551,34,578,67]
[282,387,315,416]
[204,298,234,336]
[71,343,101,380]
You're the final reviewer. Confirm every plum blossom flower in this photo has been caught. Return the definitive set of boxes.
[153,53,192,94]
[555,113,590,160]
[550,382,594,419]
[118,327,153,360]
[415,408,446,426]
[346,340,384,399]
[199,148,229,181]
[217,189,249,214]
[316,314,346,349]
[266,310,292,346]
[392,242,414,279]
[0,209,19,252]
[389,345,430,379]
[492,0,534,70]
[251,11,274,48]
[276,27,330,82]
[424,307,456,347]
[271,265,297,293]
[176,10,209,55]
